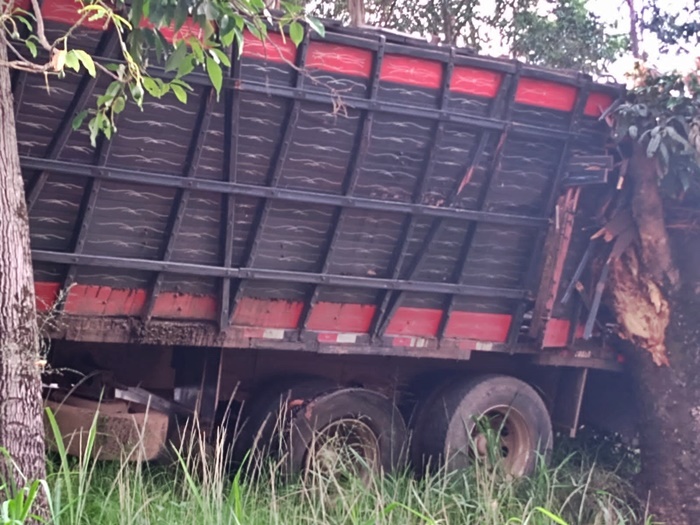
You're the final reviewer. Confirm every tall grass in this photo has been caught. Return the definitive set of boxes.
[2,409,654,525]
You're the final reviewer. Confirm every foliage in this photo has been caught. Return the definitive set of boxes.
[0,0,324,145]
[511,0,628,74]
[613,61,700,198]
[642,1,700,54]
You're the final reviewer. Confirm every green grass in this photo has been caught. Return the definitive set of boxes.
[2,412,654,525]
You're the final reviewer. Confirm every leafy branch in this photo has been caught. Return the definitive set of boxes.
[1,0,325,145]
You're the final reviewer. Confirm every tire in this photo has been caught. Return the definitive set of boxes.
[411,374,552,477]
[288,388,408,478]
[233,377,336,466]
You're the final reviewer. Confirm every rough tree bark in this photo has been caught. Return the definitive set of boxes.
[609,143,700,525]
[0,41,48,512]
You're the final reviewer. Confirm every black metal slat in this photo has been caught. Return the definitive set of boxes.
[227,33,322,324]
[12,71,28,119]
[143,88,216,321]
[20,155,548,228]
[32,249,529,299]
[505,79,592,345]
[296,36,387,332]
[218,47,243,330]
[435,67,522,340]
[26,29,118,212]
[368,50,457,339]
[59,132,117,301]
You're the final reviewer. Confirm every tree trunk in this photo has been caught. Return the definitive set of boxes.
[630,292,700,525]
[0,42,48,515]
[608,144,700,524]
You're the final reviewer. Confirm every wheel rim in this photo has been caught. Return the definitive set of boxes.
[304,417,380,484]
[470,405,533,476]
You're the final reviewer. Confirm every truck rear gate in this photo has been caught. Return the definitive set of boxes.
[15,0,625,475]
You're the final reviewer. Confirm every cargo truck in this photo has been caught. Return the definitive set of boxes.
[14,0,630,477]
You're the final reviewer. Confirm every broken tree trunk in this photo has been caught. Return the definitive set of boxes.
[608,143,700,524]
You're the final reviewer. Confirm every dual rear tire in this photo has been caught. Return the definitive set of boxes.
[236,374,552,479]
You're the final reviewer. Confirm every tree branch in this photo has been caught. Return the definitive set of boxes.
[29,0,52,52]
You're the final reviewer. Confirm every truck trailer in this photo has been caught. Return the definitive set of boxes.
[14,0,629,477]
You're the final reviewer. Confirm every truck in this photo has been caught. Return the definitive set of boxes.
[15,0,629,477]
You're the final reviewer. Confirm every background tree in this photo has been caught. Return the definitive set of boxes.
[310,0,625,74]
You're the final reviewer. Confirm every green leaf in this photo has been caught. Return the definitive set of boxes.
[206,55,223,95]
[25,39,37,58]
[112,96,126,114]
[64,50,80,72]
[165,41,188,72]
[647,131,662,158]
[534,507,569,525]
[88,116,100,146]
[106,81,122,98]
[174,0,188,31]
[171,84,187,104]
[130,81,145,107]
[96,93,114,107]
[72,109,88,130]
[73,49,96,77]
[142,77,161,98]
[211,47,231,67]
[306,16,325,37]
[289,21,304,47]
[15,15,32,31]
[190,38,205,63]
[177,56,196,78]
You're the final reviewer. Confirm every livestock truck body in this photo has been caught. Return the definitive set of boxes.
[14,0,628,475]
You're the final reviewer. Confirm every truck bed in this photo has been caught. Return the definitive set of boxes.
[16,0,620,361]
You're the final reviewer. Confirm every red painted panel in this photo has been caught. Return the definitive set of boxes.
[307,42,372,78]
[13,0,30,10]
[232,297,303,328]
[444,311,511,342]
[35,282,60,312]
[450,66,502,98]
[242,31,296,64]
[584,91,614,117]
[380,54,442,89]
[385,307,442,337]
[542,318,584,347]
[41,0,106,30]
[516,78,577,112]
[151,292,217,320]
[63,285,147,316]
[140,18,208,44]
[306,302,376,332]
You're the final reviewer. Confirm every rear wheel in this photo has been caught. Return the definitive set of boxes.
[412,374,552,477]
[234,377,335,466]
[289,388,408,479]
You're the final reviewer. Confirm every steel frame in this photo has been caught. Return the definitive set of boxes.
[143,88,216,320]
[32,250,529,299]
[434,67,522,340]
[505,80,592,345]
[371,64,519,339]
[227,31,311,325]
[296,35,388,332]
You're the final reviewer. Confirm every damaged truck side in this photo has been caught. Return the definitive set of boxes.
[17,0,631,477]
